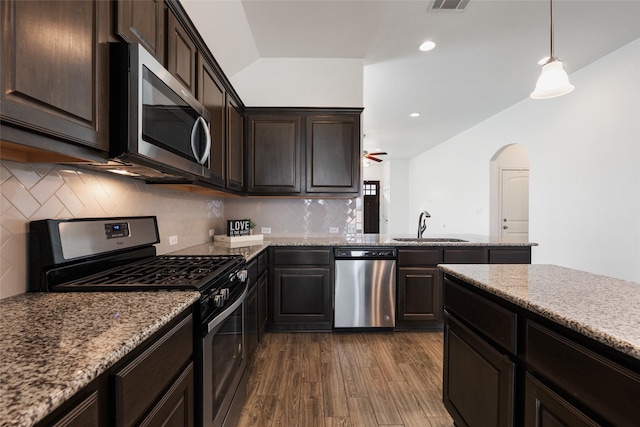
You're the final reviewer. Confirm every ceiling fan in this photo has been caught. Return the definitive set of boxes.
[363,150,387,163]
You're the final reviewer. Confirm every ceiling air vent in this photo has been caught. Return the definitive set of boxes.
[430,0,470,11]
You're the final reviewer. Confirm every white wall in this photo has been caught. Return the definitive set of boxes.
[408,38,640,282]
[231,58,364,107]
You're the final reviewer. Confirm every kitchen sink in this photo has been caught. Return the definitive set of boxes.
[392,237,469,243]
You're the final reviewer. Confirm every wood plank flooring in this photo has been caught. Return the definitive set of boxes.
[238,332,454,427]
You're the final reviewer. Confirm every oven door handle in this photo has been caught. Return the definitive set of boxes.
[206,281,249,334]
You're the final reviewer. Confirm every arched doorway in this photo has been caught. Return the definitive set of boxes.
[490,144,530,242]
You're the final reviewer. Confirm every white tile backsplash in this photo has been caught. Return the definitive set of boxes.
[0,159,362,298]
[0,160,225,299]
[224,197,360,236]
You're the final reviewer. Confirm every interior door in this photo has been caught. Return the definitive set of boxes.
[500,168,529,242]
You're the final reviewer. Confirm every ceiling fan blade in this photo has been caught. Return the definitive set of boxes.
[368,151,387,156]
[365,155,383,162]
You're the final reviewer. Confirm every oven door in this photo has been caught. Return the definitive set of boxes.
[201,284,248,427]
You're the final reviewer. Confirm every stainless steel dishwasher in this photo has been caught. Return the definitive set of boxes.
[334,248,397,328]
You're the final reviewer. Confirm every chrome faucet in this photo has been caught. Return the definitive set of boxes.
[417,211,431,238]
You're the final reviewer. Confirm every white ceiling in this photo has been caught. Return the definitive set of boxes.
[182,0,640,160]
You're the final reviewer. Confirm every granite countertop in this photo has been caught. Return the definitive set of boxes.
[0,291,200,427]
[439,264,640,360]
[170,234,537,259]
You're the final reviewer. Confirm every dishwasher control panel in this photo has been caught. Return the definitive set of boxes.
[334,248,397,259]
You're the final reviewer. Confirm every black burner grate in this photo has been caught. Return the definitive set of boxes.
[60,255,242,289]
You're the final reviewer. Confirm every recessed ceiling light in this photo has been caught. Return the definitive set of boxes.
[410,112,421,118]
[419,41,436,52]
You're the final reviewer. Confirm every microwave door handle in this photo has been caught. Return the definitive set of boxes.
[191,116,211,165]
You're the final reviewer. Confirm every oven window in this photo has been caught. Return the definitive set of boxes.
[207,303,244,418]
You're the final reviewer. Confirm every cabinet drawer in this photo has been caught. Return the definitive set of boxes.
[489,248,531,264]
[398,249,442,266]
[443,248,487,263]
[114,314,193,427]
[272,248,331,266]
[444,279,516,353]
[526,321,640,427]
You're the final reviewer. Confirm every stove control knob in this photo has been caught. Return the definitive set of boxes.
[237,269,248,282]
[220,288,230,300]
[213,294,224,308]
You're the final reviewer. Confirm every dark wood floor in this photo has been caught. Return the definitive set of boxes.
[238,331,454,427]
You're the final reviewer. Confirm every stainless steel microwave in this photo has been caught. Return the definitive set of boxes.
[108,43,211,179]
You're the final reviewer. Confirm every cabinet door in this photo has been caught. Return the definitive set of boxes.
[198,54,226,187]
[524,373,599,427]
[1,0,109,152]
[305,114,361,194]
[245,284,259,360]
[444,313,515,427]
[226,96,244,192]
[116,0,165,64]
[272,267,332,328]
[167,10,196,95]
[257,272,268,340]
[397,267,442,322]
[247,115,302,194]
[138,363,194,427]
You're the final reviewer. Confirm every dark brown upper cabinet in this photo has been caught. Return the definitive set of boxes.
[166,9,196,95]
[226,96,244,192]
[197,53,226,187]
[116,0,166,64]
[246,114,302,194]
[0,0,110,159]
[245,108,362,197]
[305,114,360,194]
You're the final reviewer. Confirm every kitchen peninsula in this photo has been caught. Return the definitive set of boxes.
[440,264,640,426]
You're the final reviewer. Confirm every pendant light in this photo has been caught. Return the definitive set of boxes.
[530,0,575,99]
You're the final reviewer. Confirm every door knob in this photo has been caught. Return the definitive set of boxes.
[503,225,509,229]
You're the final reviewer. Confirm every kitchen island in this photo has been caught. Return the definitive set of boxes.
[440,264,640,426]
[0,291,199,427]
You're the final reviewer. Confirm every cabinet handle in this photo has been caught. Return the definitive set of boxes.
[191,116,211,165]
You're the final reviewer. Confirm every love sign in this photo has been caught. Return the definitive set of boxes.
[226,219,251,236]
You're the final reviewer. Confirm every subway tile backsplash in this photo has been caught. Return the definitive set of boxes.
[0,160,224,299]
[224,198,359,237]
[0,159,360,298]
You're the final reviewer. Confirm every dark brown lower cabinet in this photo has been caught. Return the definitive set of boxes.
[272,267,332,329]
[269,247,333,330]
[36,309,194,427]
[397,267,442,322]
[443,274,640,427]
[49,390,101,427]
[444,313,515,427]
[245,280,259,359]
[524,373,599,427]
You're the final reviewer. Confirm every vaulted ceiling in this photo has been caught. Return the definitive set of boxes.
[182,0,640,159]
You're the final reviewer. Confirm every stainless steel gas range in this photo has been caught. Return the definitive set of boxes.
[29,216,248,427]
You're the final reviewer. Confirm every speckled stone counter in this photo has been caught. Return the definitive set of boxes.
[439,264,640,360]
[263,234,536,247]
[169,234,536,259]
[0,291,199,427]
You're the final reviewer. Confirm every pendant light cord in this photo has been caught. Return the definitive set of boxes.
[549,0,555,59]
